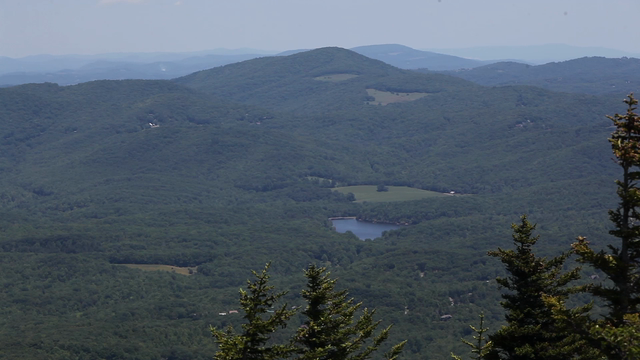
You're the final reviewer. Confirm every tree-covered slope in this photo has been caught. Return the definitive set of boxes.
[432,56,640,95]
[0,49,629,359]
[174,47,478,114]
[350,44,495,70]
[176,48,620,196]
[0,54,265,87]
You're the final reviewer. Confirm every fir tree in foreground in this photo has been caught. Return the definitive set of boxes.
[572,93,640,359]
[294,264,406,360]
[451,313,492,360]
[211,263,405,360]
[211,263,296,360]
[589,313,640,359]
[486,216,591,360]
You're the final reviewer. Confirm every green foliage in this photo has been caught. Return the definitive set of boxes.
[294,264,406,360]
[210,264,405,360]
[0,47,631,359]
[212,263,296,360]
[436,57,640,96]
[590,313,640,359]
[487,216,590,360]
[451,313,492,360]
[572,93,640,358]
[334,186,446,204]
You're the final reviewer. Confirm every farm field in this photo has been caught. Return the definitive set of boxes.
[120,264,196,276]
[313,73,359,82]
[333,185,449,202]
[365,88,429,105]
[0,46,626,360]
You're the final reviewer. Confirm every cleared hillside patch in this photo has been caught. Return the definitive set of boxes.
[333,185,448,202]
[365,89,429,105]
[313,73,359,82]
[120,264,196,276]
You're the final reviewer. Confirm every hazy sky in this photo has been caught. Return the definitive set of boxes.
[1,0,639,58]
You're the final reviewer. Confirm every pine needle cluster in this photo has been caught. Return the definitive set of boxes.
[211,263,405,360]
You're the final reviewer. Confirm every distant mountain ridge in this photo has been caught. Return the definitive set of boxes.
[0,48,274,73]
[432,56,640,95]
[174,47,477,114]
[0,44,507,87]
[350,44,499,70]
[175,46,619,196]
[3,43,638,96]
[426,44,640,64]
[0,44,626,360]
[0,53,268,86]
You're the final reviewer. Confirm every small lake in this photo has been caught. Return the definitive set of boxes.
[331,218,401,240]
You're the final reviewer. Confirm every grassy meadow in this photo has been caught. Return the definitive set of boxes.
[120,264,196,276]
[365,88,429,105]
[333,185,449,202]
[313,73,359,82]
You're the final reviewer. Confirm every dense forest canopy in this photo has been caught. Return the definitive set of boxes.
[430,56,640,96]
[0,47,633,359]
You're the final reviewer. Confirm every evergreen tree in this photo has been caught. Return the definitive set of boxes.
[590,313,640,359]
[293,264,406,360]
[451,313,492,360]
[572,93,640,358]
[486,216,590,360]
[211,263,296,360]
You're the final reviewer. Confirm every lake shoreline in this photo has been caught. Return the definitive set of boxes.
[330,218,403,240]
[329,216,409,226]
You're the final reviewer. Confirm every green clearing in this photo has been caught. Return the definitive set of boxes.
[333,185,449,202]
[120,264,196,276]
[365,88,429,105]
[314,73,359,82]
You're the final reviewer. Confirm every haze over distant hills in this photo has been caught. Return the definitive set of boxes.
[0,48,274,74]
[0,44,509,87]
[425,44,640,64]
[2,43,639,88]
[2,44,499,87]
[349,44,498,70]
[0,50,277,87]
[427,56,640,96]
[0,54,268,87]
[0,45,629,359]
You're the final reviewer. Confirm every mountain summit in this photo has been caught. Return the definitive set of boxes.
[174,47,475,113]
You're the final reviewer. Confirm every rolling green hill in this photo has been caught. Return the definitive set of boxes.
[0,47,628,359]
[350,44,495,70]
[430,56,640,96]
[174,47,478,114]
[176,48,619,196]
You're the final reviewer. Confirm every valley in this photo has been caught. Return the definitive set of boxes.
[333,185,448,202]
[330,218,402,240]
[0,46,632,359]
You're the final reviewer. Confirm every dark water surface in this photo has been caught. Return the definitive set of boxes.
[331,219,401,240]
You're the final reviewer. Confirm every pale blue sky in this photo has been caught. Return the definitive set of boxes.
[1,0,638,57]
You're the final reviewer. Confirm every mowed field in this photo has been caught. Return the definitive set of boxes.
[120,264,196,276]
[333,185,449,202]
[365,89,429,105]
[313,73,359,82]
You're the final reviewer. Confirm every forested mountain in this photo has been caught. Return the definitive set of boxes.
[0,54,266,87]
[176,47,618,196]
[425,43,640,64]
[0,44,504,87]
[0,49,273,75]
[0,47,627,359]
[430,56,640,95]
[350,44,497,70]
